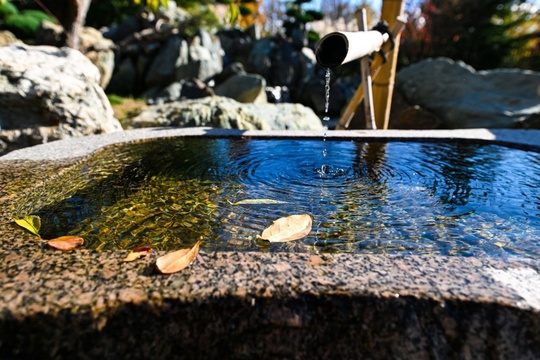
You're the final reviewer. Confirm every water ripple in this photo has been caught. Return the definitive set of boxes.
[28,138,540,259]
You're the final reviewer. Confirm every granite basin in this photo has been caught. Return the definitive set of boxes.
[1,127,540,359]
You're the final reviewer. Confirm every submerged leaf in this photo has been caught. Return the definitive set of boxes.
[155,240,201,274]
[232,198,289,206]
[14,215,41,236]
[257,214,312,243]
[123,246,154,262]
[47,236,84,251]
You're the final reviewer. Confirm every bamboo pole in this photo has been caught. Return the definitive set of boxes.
[335,16,406,130]
[358,9,376,129]
[373,0,405,130]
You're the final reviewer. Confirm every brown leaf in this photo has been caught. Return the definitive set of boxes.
[257,214,312,242]
[123,246,154,262]
[47,236,84,251]
[155,241,201,274]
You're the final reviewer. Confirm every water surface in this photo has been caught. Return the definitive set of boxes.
[21,138,540,258]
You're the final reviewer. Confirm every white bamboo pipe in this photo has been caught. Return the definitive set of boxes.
[315,31,389,69]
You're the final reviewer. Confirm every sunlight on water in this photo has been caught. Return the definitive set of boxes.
[15,138,540,259]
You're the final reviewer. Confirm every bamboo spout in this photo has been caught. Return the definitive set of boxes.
[315,31,389,69]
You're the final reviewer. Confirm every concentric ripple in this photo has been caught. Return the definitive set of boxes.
[23,138,540,259]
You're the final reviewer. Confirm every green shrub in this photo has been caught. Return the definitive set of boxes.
[0,9,53,39]
[0,2,18,18]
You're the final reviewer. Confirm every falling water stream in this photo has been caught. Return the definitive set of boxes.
[323,68,331,123]
[321,68,331,159]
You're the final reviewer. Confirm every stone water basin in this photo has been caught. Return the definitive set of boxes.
[1,127,540,359]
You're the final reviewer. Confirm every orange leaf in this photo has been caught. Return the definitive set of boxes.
[155,241,201,274]
[257,214,312,242]
[47,236,84,251]
[123,246,154,262]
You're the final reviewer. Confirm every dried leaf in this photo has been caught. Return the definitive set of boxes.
[155,241,201,274]
[47,236,84,251]
[232,199,289,206]
[14,215,41,236]
[123,246,154,262]
[257,214,312,243]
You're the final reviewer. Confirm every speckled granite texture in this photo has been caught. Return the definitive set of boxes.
[1,128,540,359]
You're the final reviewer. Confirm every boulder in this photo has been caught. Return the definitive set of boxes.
[0,30,20,46]
[123,96,324,130]
[144,35,189,88]
[35,22,116,88]
[214,73,267,103]
[145,78,214,104]
[183,30,223,81]
[79,27,116,88]
[0,44,122,156]
[395,57,540,128]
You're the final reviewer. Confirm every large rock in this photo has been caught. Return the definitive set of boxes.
[144,35,189,88]
[36,22,116,88]
[214,73,267,103]
[184,30,223,81]
[0,44,122,156]
[79,27,116,88]
[395,57,540,128]
[124,96,324,130]
[0,30,20,46]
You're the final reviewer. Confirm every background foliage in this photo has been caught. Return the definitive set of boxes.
[400,0,540,70]
[0,0,538,70]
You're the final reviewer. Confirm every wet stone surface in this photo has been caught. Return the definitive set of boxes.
[1,128,540,359]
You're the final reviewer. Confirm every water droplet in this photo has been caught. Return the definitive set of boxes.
[323,116,330,122]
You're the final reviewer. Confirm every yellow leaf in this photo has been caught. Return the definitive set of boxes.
[47,236,84,251]
[257,214,312,243]
[227,3,240,25]
[123,246,154,262]
[155,241,201,274]
[14,215,41,236]
[494,242,505,248]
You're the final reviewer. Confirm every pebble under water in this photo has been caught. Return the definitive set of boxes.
[20,138,540,258]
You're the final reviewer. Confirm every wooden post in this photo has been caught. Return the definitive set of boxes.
[359,9,376,129]
[373,0,405,130]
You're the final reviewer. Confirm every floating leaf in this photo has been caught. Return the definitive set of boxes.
[14,215,41,236]
[232,198,289,206]
[47,236,84,251]
[257,214,312,243]
[123,246,154,262]
[155,240,201,274]
[494,242,505,248]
